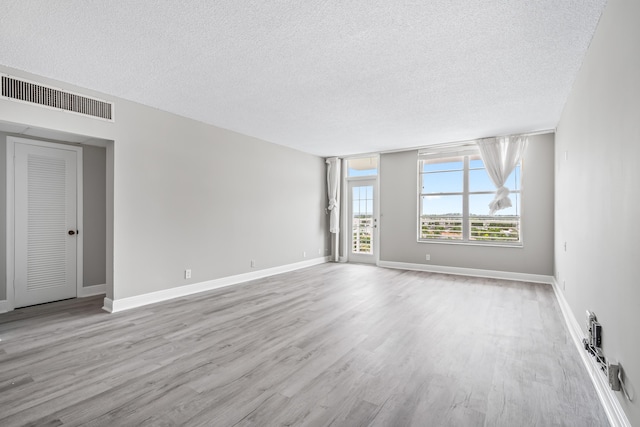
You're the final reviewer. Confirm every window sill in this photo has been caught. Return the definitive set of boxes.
[417,239,523,248]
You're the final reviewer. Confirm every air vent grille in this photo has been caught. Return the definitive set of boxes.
[2,75,113,120]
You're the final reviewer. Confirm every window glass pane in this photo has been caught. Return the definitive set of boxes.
[419,216,462,240]
[469,169,495,192]
[469,193,520,216]
[421,160,463,173]
[418,152,522,244]
[421,171,463,193]
[470,165,521,191]
[470,218,520,242]
[352,184,374,253]
[421,195,462,216]
[469,158,484,169]
[505,165,521,191]
[347,157,378,177]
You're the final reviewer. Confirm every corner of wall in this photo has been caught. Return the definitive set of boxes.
[0,299,12,313]
[550,278,632,427]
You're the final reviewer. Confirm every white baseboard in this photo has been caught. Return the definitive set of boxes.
[0,299,12,314]
[102,297,113,313]
[103,257,330,313]
[0,285,106,313]
[78,283,106,298]
[551,278,631,427]
[377,260,554,284]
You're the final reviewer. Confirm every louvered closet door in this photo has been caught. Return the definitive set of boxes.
[14,142,78,308]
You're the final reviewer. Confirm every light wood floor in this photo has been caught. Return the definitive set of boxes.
[0,263,609,426]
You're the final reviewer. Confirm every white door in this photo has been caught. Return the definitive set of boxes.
[348,179,377,264]
[13,140,80,308]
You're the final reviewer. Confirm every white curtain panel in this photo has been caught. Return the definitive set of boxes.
[326,157,341,233]
[477,136,528,215]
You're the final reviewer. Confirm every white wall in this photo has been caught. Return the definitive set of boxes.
[378,133,555,276]
[0,66,329,304]
[555,0,640,424]
[82,145,107,287]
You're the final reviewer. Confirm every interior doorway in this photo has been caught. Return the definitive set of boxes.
[8,137,82,308]
[2,125,111,313]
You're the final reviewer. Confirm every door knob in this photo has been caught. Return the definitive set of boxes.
[68,230,76,235]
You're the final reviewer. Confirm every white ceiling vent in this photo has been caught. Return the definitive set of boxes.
[2,75,113,121]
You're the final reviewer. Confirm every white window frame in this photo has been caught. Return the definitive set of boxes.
[417,146,523,247]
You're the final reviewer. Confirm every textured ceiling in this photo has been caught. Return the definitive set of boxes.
[0,1,607,157]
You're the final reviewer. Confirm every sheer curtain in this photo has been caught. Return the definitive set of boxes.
[477,136,527,215]
[326,157,341,261]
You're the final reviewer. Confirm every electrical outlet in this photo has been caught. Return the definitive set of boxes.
[303,251,306,258]
[185,269,191,279]
[425,254,430,261]
[251,260,256,268]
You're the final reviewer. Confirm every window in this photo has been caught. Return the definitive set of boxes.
[347,157,378,177]
[418,150,522,244]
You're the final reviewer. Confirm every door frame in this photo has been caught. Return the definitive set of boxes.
[346,178,378,264]
[6,136,83,310]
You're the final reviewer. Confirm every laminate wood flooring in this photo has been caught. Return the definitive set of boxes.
[0,264,609,426]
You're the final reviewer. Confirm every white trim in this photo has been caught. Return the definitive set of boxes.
[417,152,523,246]
[376,260,553,284]
[347,178,378,265]
[342,153,381,265]
[551,278,632,427]
[340,159,349,261]
[0,300,11,314]
[75,147,84,298]
[5,139,15,312]
[103,257,330,313]
[78,284,106,298]
[105,141,114,308]
[102,297,113,313]
[5,136,83,310]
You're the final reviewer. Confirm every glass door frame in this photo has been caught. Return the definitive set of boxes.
[346,177,378,264]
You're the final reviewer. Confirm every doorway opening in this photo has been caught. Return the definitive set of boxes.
[344,156,378,264]
[2,124,112,312]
